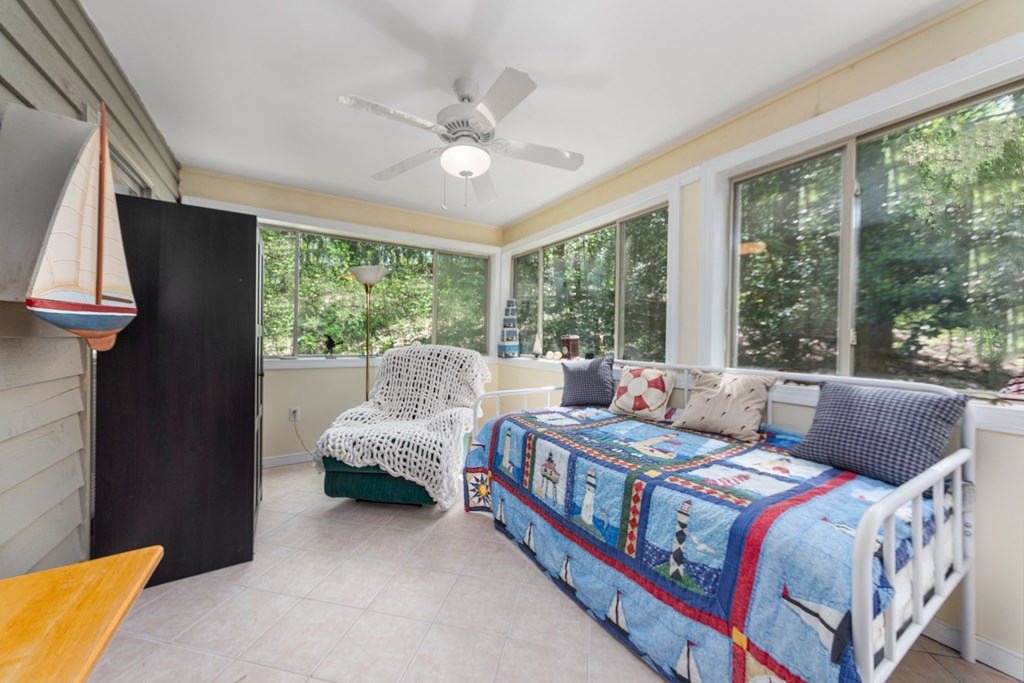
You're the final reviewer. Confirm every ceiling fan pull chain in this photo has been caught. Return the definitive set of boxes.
[464,175,469,207]
[441,170,448,211]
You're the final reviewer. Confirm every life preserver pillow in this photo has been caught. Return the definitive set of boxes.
[609,367,676,421]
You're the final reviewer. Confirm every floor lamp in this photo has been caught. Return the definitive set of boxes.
[348,265,389,401]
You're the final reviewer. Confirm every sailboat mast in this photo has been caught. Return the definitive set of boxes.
[95,102,107,305]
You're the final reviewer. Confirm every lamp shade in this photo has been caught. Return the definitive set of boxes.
[440,141,491,178]
[348,265,389,285]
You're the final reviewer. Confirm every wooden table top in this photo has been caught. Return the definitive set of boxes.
[0,546,162,683]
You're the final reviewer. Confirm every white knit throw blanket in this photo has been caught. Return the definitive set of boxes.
[314,344,492,510]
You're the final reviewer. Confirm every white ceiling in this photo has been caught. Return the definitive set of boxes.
[82,0,963,227]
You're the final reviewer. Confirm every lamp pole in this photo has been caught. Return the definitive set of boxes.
[347,265,389,403]
[363,282,372,402]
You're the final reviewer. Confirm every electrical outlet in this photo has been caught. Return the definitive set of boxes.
[288,407,300,422]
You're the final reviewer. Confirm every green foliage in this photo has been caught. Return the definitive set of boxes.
[261,229,486,356]
[736,150,842,373]
[737,88,1024,389]
[621,208,668,361]
[543,226,617,357]
[513,252,540,354]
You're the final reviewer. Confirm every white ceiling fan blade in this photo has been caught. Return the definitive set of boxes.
[475,68,537,127]
[491,138,584,171]
[338,94,446,136]
[471,173,498,204]
[372,148,444,181]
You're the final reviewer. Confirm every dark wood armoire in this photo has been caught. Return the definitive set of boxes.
[93,195,262,585]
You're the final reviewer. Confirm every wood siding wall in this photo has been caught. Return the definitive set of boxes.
[0,0,177,577]
[0,0,179,200]
[0,305,90,579]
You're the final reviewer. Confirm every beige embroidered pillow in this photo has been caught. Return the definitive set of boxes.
[672,371,776,441]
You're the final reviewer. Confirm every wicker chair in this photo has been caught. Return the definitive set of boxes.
[313,344,491,509]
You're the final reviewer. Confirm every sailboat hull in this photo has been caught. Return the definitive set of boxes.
[26,298,136,332]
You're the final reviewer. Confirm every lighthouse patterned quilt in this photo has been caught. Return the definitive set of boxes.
[462,407,951,683]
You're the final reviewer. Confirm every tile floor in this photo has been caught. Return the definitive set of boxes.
[91,463,1016,683]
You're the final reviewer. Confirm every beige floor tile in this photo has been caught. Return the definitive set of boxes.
[385,505,444,533]
[313,610,429,683]
[132,580,178,610]
[889,650,960,682]
[120,643,231,683]
[250,548,344,597]
[406,533,478,573]
[932,654,1017,682]
[336,501,400,526]
[205,541,296,586]
[401,623,505,683]
[299,495,359,519]
[302,520,378,555]
[257,515,333,548]
[461,540,532,584]
[241,599,360,675]
[369,567,457,621]
[89,633,163,682]
[431,509,499,540]
[508,584,588,651]
[353,527,427,561]
[256,510,298,536]
[212,660,308,683]
[123,577,242,641]
[587,649,664,683]
[434,574,519,636]
[310,556,399,608]
[174,588,299,657]
[263,490,327,515]
[495,638,588,683]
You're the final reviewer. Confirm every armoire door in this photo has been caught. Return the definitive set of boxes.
[93,196,257,585]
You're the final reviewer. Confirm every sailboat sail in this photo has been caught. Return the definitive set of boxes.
[521,522,536,556]
[559,555,575,592]
[496,498,506,527]
[672,641,702,683]
[781,584,852,663]
[605,590,629,636]
[26,104,136,351]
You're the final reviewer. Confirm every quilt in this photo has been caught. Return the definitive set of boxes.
[463,407,947,683]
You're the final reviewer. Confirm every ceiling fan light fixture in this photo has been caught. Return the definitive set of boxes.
[440,141,491,178]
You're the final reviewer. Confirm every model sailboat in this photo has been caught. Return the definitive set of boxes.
[25,104,136,351]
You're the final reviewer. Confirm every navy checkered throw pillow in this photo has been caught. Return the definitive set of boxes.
[561,356,615,407]
[793,382,968,486]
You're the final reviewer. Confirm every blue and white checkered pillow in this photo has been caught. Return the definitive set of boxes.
[561,356,615,407]
[793,382,968,486]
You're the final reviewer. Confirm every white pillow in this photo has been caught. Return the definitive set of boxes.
[609,367,676,421]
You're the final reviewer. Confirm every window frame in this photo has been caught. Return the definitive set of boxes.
[512,202,670,361]
[260,222,491,358]
[727,79,1024,385]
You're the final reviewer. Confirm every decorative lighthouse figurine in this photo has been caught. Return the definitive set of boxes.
[498,299,521,358]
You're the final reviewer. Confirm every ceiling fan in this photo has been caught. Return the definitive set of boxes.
[338,68,584,205]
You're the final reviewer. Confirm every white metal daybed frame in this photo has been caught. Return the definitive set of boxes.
[472,361,976,683]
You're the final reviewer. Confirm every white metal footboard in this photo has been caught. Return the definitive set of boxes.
[471,362,976,683]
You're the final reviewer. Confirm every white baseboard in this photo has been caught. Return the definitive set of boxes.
[263,452,314,468]
[924,619,1023,680]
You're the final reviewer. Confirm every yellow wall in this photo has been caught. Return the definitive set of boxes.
[180,167,504,247]
[263,363,501,460]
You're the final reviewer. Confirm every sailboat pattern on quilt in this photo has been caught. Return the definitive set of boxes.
[462,405,950,682]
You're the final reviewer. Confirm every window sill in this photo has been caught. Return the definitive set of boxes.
[265,354,500,370]
[494,356,570,371]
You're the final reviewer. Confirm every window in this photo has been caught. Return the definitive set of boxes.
[261,227,489,356]
[513,205,669,361]
[733,86,1024,390]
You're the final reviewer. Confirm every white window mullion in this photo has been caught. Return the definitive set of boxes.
[291,230,300,357]
[837,139,858,377]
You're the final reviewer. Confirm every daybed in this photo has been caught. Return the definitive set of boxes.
[462,362,975,683]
